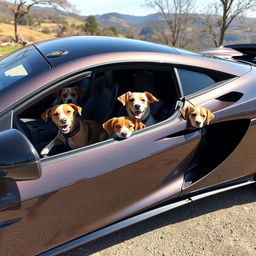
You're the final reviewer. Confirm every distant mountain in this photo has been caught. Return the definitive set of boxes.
[91,12,165,37]
[0,4,83,22]
[1,3,256,49]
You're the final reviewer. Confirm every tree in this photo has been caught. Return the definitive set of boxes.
[202,0,256,47]
[145,0,196,47]
[84,16,100,35]
[0,0,71,43]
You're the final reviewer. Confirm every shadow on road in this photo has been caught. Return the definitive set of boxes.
[64,184,256,256]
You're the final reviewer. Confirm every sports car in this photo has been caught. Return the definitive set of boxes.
[0,36,255,256]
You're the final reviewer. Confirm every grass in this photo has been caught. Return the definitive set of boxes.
[0,23,55,43]
[0,44,22,54]
[0,22,56,54]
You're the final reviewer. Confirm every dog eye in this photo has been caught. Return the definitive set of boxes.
[202,114,206,118]
[129,98,134,102]
[191,113,196,117]
[53,112,59,116]
[115,124,121,129]
[71,93,76,97]
[128,125,134,128]
[66,110,71,114]
[141,98,146,102]
[63,94,67,98]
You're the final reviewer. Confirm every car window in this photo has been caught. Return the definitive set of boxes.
[178,69,215,95]
[0,45,49,92]
[14,66,180,158]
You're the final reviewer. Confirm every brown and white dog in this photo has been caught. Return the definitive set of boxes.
[54,87,84,105]
[103,116,146,139]
[180,105,215,128]
[117,91,159,124]
[40,103,106,156]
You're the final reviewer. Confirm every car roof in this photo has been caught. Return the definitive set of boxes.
[34,36,180,68]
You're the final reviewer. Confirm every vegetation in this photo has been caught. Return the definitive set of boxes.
[0,44,21,54]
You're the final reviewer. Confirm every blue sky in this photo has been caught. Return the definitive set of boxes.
[70,0,256,17]
[71,0,153,16]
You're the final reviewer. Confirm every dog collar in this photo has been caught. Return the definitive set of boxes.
[61,121,80,139]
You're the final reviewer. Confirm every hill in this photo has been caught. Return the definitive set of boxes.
[1,2,256,50]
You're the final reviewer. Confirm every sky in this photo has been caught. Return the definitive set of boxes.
[70,0,256,18]
[71,0,153,16]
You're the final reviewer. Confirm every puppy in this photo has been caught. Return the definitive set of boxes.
[40,103,106,156]
[180,105,215,128]
[54,87,84,105]
[117,91,159,125]
[103,116,146,139]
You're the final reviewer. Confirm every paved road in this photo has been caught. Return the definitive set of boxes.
[62,184,256,256]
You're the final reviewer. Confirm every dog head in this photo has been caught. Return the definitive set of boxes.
[54,87,84,105]
[41,104,82,134]
[117,91,159,121]
[180,106,215,128]
[103,116,146,139]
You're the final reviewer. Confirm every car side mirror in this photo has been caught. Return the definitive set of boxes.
[0,129,41,181]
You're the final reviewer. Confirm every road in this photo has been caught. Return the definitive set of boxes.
[61,184,256,256]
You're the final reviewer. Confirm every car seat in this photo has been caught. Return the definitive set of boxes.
[82,71,121,123]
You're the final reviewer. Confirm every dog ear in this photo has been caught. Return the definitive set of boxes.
[103,118,117,136]
[117,91,132,106]
[68,104,82,116]
[53,89,62,99]
[74,87,85,98]
[134,120,146,131]
[41,107,53,122]
[180,106,193,120]
[144,92,159,103]
[205,109,215,125]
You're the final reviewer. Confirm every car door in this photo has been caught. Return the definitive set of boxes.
[177,67,256,195]
[0,102,202,255]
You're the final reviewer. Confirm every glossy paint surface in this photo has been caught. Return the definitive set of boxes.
[0,37,256,255]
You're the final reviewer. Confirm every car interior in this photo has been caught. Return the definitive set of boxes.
[13,66,181,157]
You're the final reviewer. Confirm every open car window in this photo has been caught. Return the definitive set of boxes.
[13,65,181,158]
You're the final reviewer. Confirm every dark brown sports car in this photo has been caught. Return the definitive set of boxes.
[0,36,255,255]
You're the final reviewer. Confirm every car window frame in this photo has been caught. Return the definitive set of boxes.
[8,62,185,164]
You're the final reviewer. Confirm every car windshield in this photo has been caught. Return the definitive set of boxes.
[0,45,50,92]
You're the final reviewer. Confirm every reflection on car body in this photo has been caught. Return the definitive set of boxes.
[0,37,255,255]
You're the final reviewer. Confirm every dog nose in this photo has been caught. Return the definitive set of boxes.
[121,132,127,137]
[61,118,67,124]
[196,121,201,126]
[134,104,140,110]
[67,99,73,103]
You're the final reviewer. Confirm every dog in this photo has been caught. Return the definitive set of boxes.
[117,91,159,126]
[103,116,146,139]
[40,103,106,156]
[180,105,215,128]
[54,87,84,105]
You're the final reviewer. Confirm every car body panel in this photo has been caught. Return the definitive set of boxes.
[0,37,256,255]
[0,116,200,255]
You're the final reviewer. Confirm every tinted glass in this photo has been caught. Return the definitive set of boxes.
[0,45,49,92]
[178,69,215,95]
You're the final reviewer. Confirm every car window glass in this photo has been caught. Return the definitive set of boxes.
[178,69,215,95]
[0,45,49,92]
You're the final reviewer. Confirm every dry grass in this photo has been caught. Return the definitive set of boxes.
[0,23,55,43]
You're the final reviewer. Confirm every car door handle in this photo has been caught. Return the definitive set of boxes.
[155,128,201,146]
[158,128,201,139]
[0,218,22,230]
[216,91,243,102]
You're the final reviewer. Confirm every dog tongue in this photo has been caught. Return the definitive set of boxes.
[134,111,143,119]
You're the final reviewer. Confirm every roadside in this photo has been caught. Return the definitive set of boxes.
[63,185,256,256]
